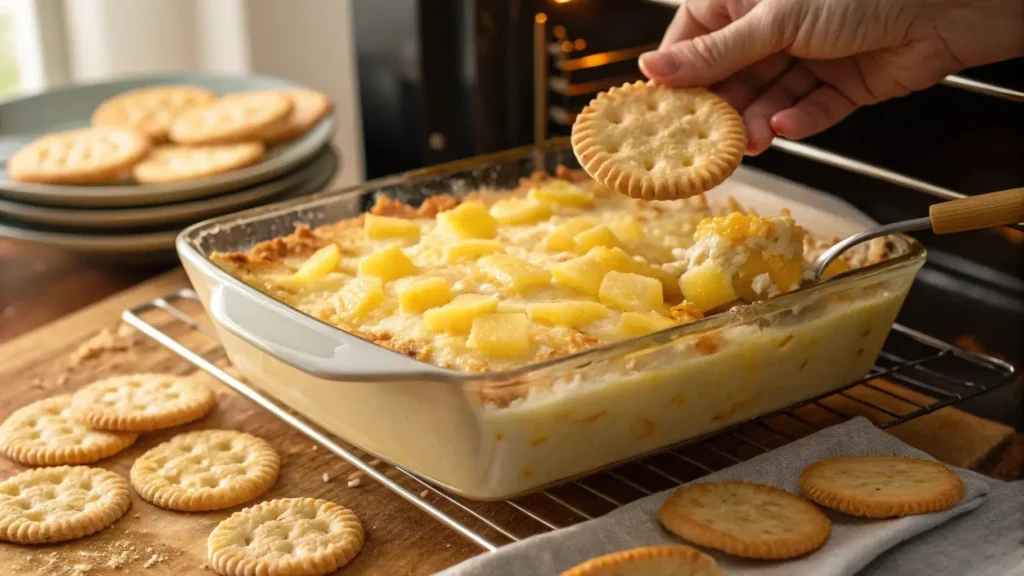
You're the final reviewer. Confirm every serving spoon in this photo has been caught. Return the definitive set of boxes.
[813,187,1024,280]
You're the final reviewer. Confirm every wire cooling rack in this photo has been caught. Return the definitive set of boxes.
[123,289,1017,551]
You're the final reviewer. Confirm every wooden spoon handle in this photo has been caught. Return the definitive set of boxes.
[929,187,1024,234]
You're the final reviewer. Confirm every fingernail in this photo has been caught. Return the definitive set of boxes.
[639,51,678,77]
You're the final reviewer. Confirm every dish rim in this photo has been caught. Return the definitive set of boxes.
[177,137,927,385]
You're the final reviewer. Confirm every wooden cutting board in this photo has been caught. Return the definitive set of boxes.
[0,269,1017,575]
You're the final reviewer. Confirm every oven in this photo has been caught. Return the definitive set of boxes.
[355,0,1022,425]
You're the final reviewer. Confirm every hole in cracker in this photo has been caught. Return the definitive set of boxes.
[697,129,708,139]
[643,158,655,171]
[78,480,93,490]
[681,156,694,168]
[687,106,697,115]
[24,510,45,522]
[645,100,658,112]
[14,499,31,509]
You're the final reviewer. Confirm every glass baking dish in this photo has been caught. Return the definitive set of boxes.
[178,139,925,500]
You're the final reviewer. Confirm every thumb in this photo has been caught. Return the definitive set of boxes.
[640,6,788,87]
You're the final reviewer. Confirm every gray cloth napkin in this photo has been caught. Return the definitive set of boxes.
[436,417,994,576]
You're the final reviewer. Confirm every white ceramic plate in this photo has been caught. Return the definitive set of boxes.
[0,146,337,229]
[0,73,335,208]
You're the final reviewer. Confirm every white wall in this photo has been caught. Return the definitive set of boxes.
[57,0,364,184]
[63,0,200,80]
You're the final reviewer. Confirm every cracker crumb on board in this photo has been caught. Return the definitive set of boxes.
[17,536,179,575]
[347,478,362,488]
[322,472,331,483]
[68,328,128,365]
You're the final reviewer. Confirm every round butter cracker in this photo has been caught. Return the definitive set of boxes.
[572,81,745,201]
[71,372,216,431]
[6,127,151,185]
[0,466,131,544]
[169,92,292,145]
[560,545,724,576]
[208,497,364,576]
[130,429,279,512]
[800,455,965,518]
[132,143,266,183]
[0,395,137,466]
[658,481,830,560]
[260,88,333,143]
[92,84,216,142]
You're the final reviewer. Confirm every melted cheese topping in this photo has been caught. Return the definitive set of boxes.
[214,178,849,372]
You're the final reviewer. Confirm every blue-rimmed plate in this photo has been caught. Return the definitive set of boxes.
[0,146,338,229]
[0,147,338,263]
[0,73,335,208]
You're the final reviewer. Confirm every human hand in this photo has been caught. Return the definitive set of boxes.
[640,0,1024,154]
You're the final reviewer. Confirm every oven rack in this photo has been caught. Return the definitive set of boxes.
[124,290,1017,552]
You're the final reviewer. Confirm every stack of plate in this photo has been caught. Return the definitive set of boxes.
[0,74,340,263]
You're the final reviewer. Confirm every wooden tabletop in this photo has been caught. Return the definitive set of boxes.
[0,239,168,343]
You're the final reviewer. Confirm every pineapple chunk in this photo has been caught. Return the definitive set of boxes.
[489,197,552,226]
[734,252,803,301]
[396,276,452,313]
[364,214,420,240]
[444,239,505,263]
[549,255,609,297]
[588,246,681,300]
[467,313,530,359]
[336,277,386,321]
[609,216,647,243]
[528,180,594,207]
[438,202,498,239]
[573,225,621,253]
[641,263,683,300]
[478,254,551,293]
[545,217,597,252]
[357,244,418,282]
[423,294,498,334]
[680,262,739,312]
[288,243,340,284]
[620,312,675,336]
[599,271,664,312]
[822,257,852,279]
[587,246,636,273]
[527,301,609,328]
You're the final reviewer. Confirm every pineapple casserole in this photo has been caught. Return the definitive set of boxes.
[211,168,881,373]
